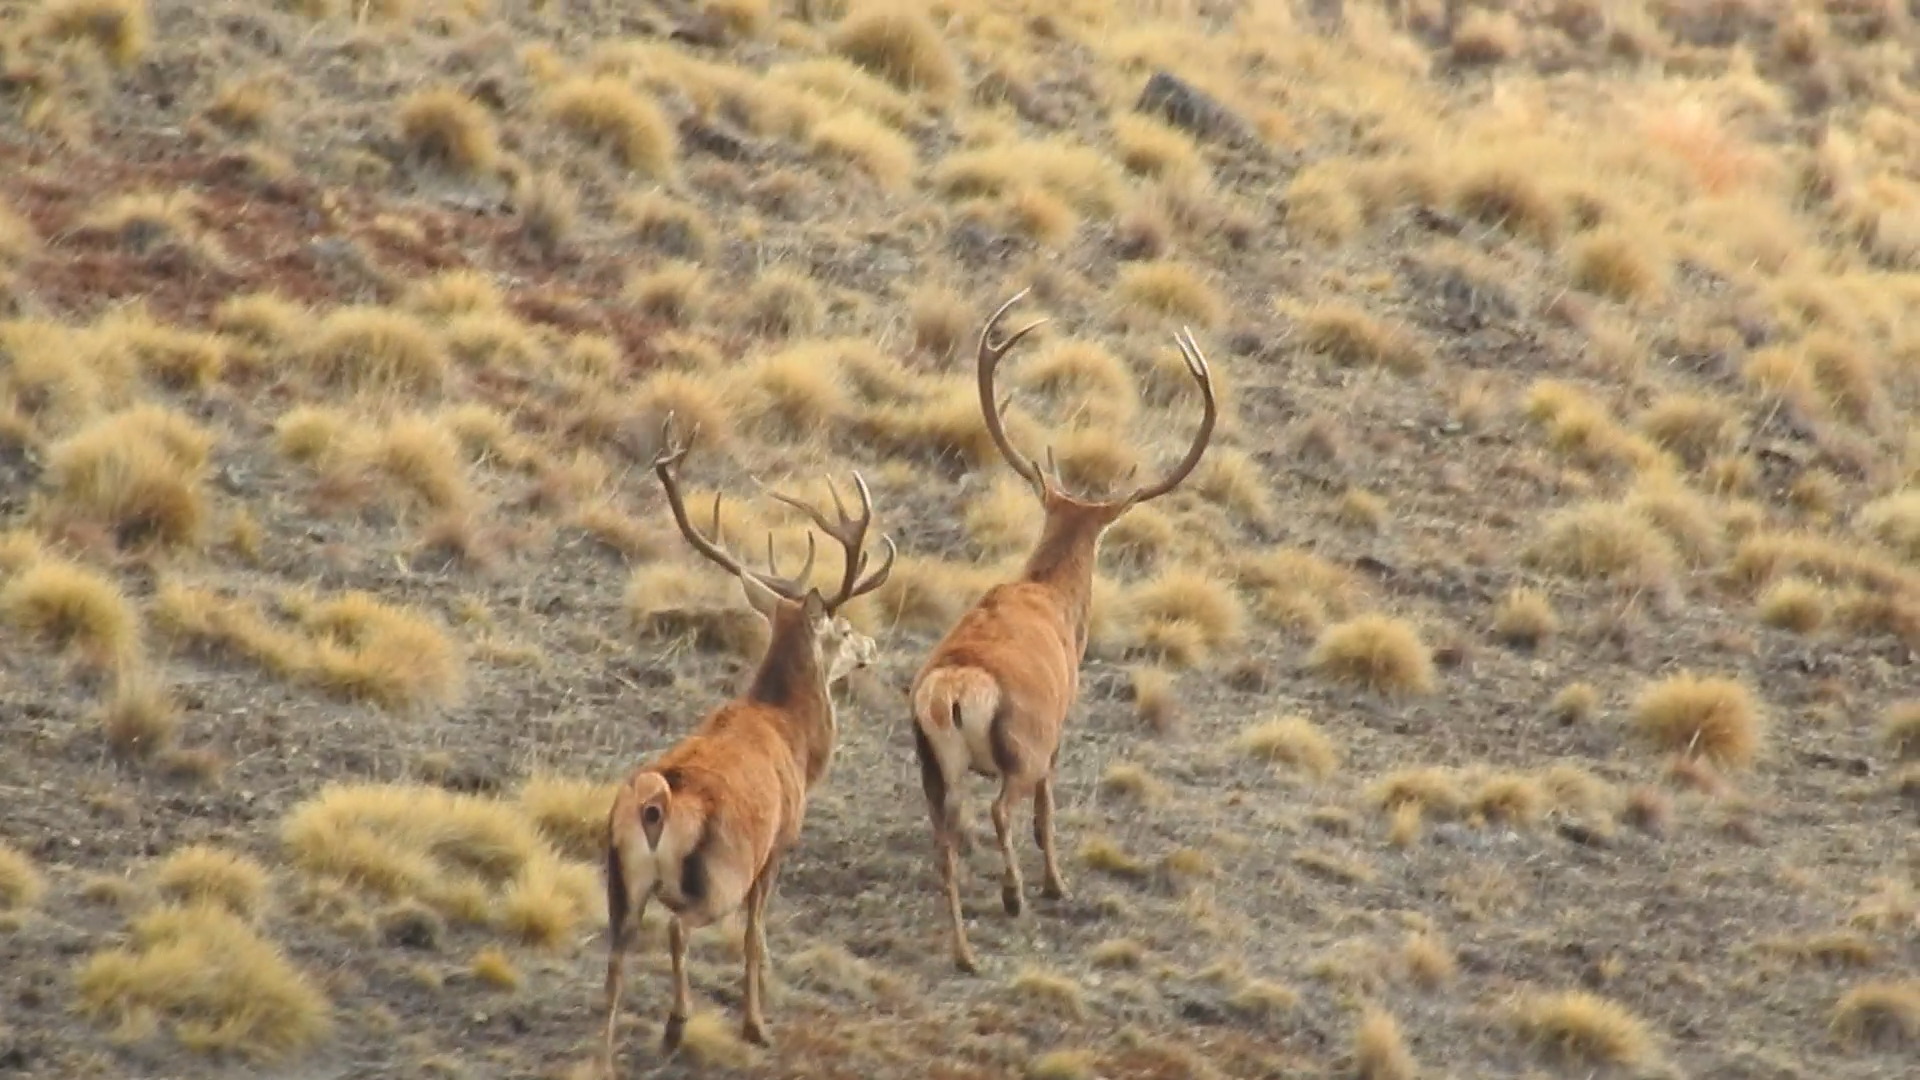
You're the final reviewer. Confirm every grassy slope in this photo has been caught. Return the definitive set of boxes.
[1,0,1918,1077]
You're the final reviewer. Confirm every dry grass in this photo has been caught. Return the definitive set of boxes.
[1308,615,1435,696]
[1295,303,1428,374]
[1884,701,1920,761]
[75,903,333,1061]
[1511,990,1653,1066]
[1491,587,1557,648]
[544,77,676,177]
[1353,1007,1417,1080]
[1117,261,1226,328]
[1,556,139,669]
[1631,672,1765,768]
[1236,715,1340,779]
[45,405,213,548]
[828,7,959,103]
[35,0,150,68]
[1830,980,1919,1051]
[148,845,271,921]
[396,88,499,175]
[0,842,45,914]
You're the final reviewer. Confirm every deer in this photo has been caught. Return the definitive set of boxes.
[600,412,896,1071]
[908,288,1217,974]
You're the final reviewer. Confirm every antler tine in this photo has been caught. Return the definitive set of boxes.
[842,532,898,606]
[978,290,1050,494]
[1115,326,1219,508]
[652,411,815,602]
[763,468,882,611]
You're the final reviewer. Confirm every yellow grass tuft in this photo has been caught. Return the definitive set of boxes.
[1402,932,1456,989]
[1637,392,1741,467]
[1631,672,1764,768]
[1567,225,1668,301]
[1296,302,1428,374]
[1492,587,1557,648]
[829,7,959,102]
[545,77,676,177]
[1027,1049,1096,1080]
[1236,715,1339,779]
[678,1010,756,1066]
[1757,577,1828,634]
[75,903,333,1061]
[148,845,271,921]
[396,88,499,175]
[0,556,138,668]
[302,307,448,397]
[1525,501,1677,593]
[1511,990,1653,1066]
[1830,980,1919,1051]
[0,842,45,914]
[280,783,599,944]
[1099,761,1166,805]
[1883,701,1920,761]
[1129,665,1177,734]
[624,262,708,326]
[1856,491,1920,562]
[515,774,617,861]
[1118,260,1225,327]
[933,138,1127,218]
[1010,967,1086,1019]
[299,591,465,712]
[811,109,916,190]
[1309,614,1435,696]
[45,404,214,548]
[1122,566,1245,668]
[470,945,520,990]
[1354,1006,1417,1080]
[36,0,150,68]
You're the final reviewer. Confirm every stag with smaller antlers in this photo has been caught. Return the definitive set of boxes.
[910,289,1217,974]
[600,413,896,1071]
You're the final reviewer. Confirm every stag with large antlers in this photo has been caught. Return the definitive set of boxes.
[909,288,1217,973]
[600,413,896,1071]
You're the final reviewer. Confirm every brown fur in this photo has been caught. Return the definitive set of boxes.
[601,416,892,1071]
[910,289,1218,973]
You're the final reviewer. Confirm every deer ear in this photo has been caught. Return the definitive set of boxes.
[802,588,829,622]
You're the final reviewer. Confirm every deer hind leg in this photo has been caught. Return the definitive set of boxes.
[915,723,978,974]
[601,861,646,1077]
[660,915,691,1056]
[740,852,783,1047]
[992,774,1035,917]
[1034,772,1066,901]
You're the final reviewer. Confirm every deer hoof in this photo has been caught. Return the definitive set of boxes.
[1002,884,1023,916]
[660,1015,687,1055]
[742,1019,772,1047]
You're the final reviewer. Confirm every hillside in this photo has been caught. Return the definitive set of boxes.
[0,1,1917,1078]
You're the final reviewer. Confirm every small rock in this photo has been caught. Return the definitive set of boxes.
[1135,71,1254,146]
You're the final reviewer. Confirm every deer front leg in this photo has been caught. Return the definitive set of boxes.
[661,915,691,1056]
[1034,774,1066,901]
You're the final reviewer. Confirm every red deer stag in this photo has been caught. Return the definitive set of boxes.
[601,413,895,1070]
[909,289,1217,973]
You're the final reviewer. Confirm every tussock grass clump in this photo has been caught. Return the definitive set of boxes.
[1112,114,1205,183]
[1637,392,1741,467]
[1233,546,1360,632]
[1026,1049,1095,1080]
[1121,567,1245,667]
[1883,701,1920,761]
[1450,160,1563,245]
[0,556,138,667]
[624,262,708,326]
[1631,672,1764,768]
[0,842,45,914]
[828,7,959,102]
[1492,586,1557,648]
[1856,491,1920,562]
[515,774,617,861]
[36,0,150,68]
[1511,990,1653,1066]
[735,346,852,439]
[1525,501,1677,593]
[302,307,447,397]
[45,404,213,549]
[1757,577,1828,633]
[149,845,271,921]
[396,88,499,175]
[1296,302,1428,374]
[299,591,465,712]
[1567,225,1668,301]
[1117,260,1226,327]
[1017,339,1137,426]
[1236,715,1339,779]
[1010,967,1087,1019]
[933,138,1128,218]
[281,783,599,945]
[470,946,520,989]
[1830,980,1919,1051]
[1309,614,1435,695]
[1354,1007,1417,1080]
[965,476,1042,557]
[545,77,676,177]
[743,270,825,338]
[1099,761,1166,804]
[75,903,333,1061]
[811,109,916,190]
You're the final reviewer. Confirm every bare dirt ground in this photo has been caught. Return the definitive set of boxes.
[1,2,1917,1079]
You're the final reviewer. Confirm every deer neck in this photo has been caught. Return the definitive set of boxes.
[745,617,835,782]
[1019,515,1104,654]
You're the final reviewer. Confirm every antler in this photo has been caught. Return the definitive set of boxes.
[976,289,1052,496]
[764,472,898,612]
[1114,325,1217,507]
[652,412,820,603]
